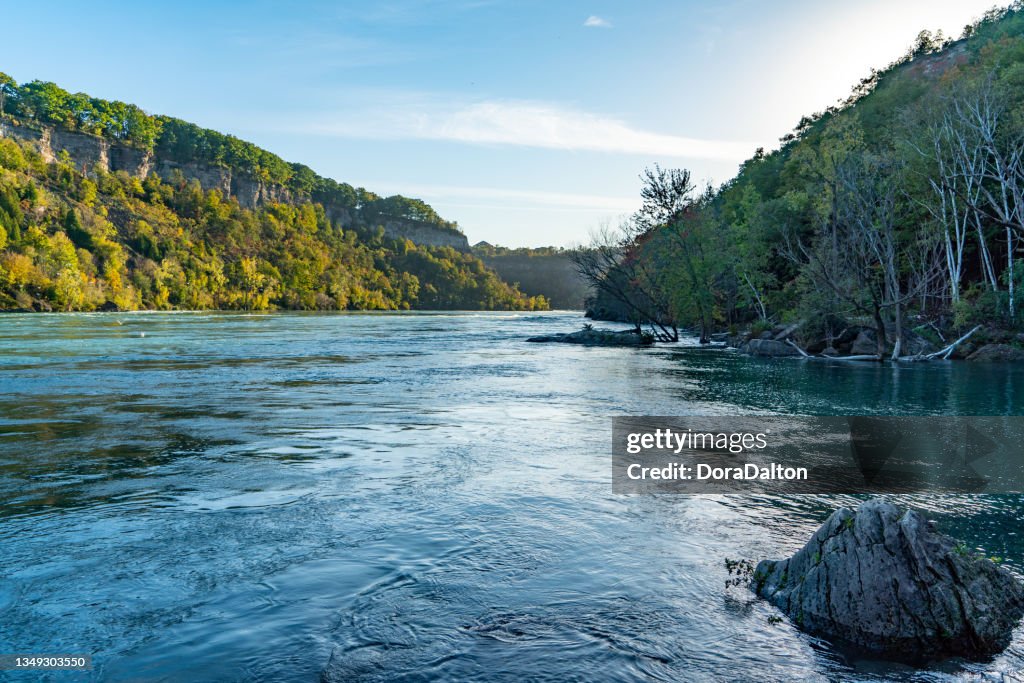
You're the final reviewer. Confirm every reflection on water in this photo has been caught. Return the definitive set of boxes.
[0,311,1022,682]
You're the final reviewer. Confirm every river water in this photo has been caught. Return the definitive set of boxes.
[1,311,1023,682]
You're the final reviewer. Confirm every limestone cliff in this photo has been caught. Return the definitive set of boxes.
[0,120,469,251]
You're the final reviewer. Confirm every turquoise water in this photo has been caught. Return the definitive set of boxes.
[1,311,1022,681]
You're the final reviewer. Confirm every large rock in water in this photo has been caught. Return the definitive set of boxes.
[526,328,653,347]
[752,499,1024,660]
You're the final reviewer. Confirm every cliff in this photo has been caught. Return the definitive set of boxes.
[0,120,469,251]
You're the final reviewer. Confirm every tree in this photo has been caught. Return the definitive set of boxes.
[634,165,696,233]
[655,184,727,344]
[0,72,15,117]
[907,101,990,304]
[784,152,941,357]
[569,222,679,341]
[946,75,1024,318]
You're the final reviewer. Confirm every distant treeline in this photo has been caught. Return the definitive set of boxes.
[473,243,590,309]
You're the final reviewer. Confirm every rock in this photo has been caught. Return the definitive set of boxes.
[953,341,980,359]
[844,326,934,357]
[773,322,802,341]
[821,346,839,356]
[759,330,774,340]
[850,329,879,355]
[527,328,653,347]
[889,325,937,356]
[982,328,1012,344]
[743,338,801,357]
[752,499,1024,661]
[834,327,860,346]
[804,338,828,354]
[966,343,1024,362]
[96,301,121,312]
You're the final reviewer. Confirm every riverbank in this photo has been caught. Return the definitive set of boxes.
[726,321,1024,362]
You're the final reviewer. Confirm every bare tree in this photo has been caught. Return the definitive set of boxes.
[949,120,999,292]
[569,222,679,342]
[948,77,1024,318]
[909,108,988,304]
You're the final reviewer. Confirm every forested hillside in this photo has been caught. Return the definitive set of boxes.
[582,4,1024,353]
[0,76,546,311]
[473,243,589,309]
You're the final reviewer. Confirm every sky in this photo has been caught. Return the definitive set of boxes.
[0,0,1009,247]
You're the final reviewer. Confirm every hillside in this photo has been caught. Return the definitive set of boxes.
[0,75,547,311]
[585,4,1024,352]
[472,243,589,309]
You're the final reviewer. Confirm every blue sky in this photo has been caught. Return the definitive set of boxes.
[0,0,1007,246]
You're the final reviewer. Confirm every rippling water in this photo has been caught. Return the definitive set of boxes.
[1,311,1023,682]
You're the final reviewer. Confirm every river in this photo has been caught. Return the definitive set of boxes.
[1,311,1022,681]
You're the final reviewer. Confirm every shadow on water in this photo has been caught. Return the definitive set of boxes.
[657,347,1024,416]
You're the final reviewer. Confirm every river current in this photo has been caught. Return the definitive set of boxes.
[1,311,1023,682]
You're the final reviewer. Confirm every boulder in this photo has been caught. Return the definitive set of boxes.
[844,326,935,357]
[834,326,860,346]
[526,328,653,347]
[743,338,801,357]
[849,329,879,355]
[889,325,937,356]
[803,338,828,354]
[966,343,1024,363]
[773,322,802,341]
[752,499,1024,661]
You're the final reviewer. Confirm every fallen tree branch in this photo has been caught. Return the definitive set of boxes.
[782,337,880,360]
[924,324,981,360]
[785,339,812,358]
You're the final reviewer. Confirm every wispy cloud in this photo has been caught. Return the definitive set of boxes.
[301,98,754,161]
[583,15,612,28]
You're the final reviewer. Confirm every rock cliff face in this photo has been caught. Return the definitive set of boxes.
[0,121,469,251]
[752,499,1024,661]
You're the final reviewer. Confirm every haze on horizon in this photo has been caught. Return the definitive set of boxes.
[0,0,1009,247]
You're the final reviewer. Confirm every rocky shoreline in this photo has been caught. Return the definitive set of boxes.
[729,322,1024,362]
[532,319,1024,361]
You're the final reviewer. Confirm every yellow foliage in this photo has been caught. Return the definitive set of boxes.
[1,252,34,288]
